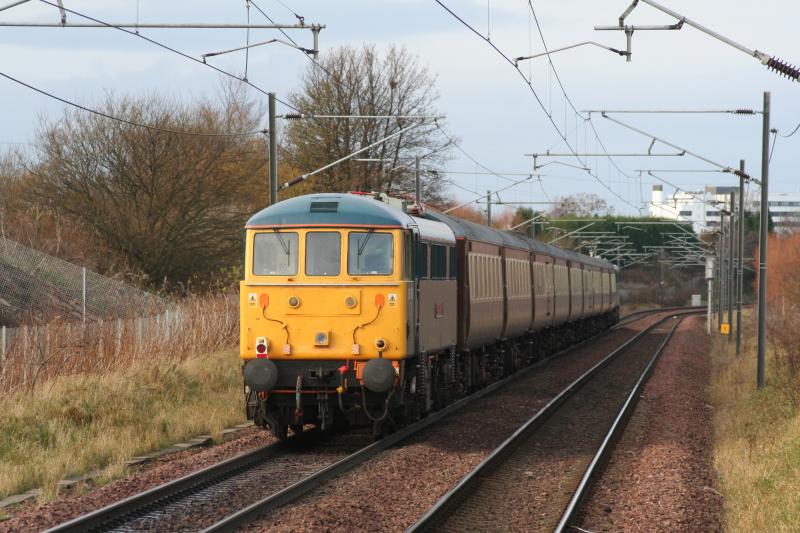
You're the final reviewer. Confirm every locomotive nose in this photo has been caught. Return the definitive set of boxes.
[244,359,279,392]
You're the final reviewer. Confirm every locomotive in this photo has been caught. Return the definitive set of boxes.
[240,192,619,438]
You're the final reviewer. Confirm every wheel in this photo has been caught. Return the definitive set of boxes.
[271,422,288,440]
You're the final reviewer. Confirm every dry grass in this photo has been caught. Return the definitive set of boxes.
[0,348,245,500]
[1,293,237,393]
[710,313,800,532]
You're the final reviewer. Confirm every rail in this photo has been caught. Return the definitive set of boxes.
[406,309,701,532]
[47,306,688,532]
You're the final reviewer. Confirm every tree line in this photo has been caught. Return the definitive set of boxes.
[0,45,451,291]
[2,42,750,292]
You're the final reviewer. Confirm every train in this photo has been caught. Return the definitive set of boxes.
[239,192,619,438]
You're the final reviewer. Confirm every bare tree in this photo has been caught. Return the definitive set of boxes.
[28,86,267,288]
[549,193,613,218]
[284,44,450,201]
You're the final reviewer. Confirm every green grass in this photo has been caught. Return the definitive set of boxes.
[0,349,246,501]
[710,330,800,532]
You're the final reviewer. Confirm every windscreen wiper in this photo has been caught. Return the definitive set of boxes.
[357,229,375,256]
[273,229,291,265]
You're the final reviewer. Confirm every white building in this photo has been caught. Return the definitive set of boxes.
[649,185,737,234]
[754,192,800,232]
[649,185,800,233]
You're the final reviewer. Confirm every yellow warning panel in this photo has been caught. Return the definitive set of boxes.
[720,323,730,335]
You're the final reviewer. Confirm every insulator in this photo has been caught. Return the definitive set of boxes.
[766,57,800,82]
[732,109,755,115]
[283,113,303,119]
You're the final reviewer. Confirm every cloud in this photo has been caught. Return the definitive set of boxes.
[0,44,165,82]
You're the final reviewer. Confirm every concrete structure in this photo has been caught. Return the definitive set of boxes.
[649,185,737,233]
[753,191,800,232]
[649,185,800,233]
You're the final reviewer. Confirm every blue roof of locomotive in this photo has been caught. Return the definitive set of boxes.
[245,194,615,270]
[245,193,414,228]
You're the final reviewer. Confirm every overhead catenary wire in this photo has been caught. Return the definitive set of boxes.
[249,0,471,196]
[434,1,641,212]
[0,70,266,137]
[582,109,759,115]
[778,121,800,138]
[768,128,778,163]
[38,0,303,113]
[442,174,537,214]
[433,122,536,188]
[600,113,754,181]
[270,0,304,22]
[249,0,345,92]
[531,3,650,195]
[248,0,548,206]
[527,0,646,204]
[280,120,431,189]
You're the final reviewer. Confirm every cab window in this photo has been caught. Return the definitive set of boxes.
[348,232,393,275]
[430,244,447,279]
[253,231,298,275]
[403,232,414,280]
[305,232,341,276]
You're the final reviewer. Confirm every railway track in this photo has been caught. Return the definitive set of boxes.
[406,310,700,533]
[44,429,373,533]
[46,307,684,533]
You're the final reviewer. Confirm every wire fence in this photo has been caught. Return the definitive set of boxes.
[0,294,238,393]
[0,237,239,393]
[0,236,163,327]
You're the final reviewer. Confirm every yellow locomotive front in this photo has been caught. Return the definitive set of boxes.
[240,194,415,438]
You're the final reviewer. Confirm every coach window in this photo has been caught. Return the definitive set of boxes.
[253,231,298,275]
[448,246,457,279]
[348,232,393,275]
[305,232,341,276]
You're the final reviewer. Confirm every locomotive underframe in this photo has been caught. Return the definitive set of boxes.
[246,307,619,439]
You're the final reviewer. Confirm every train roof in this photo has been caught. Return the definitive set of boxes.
[245,193,416,229]
[245,194,614,270]
[424,211,615,270]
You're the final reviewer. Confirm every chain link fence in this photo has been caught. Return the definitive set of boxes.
[0,237,235,392]
[0,236,163,327]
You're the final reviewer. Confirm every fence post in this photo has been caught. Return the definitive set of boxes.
[116,318,122,356]
[0,326,6,386]
[40,323,48,368]
[81,266,87,328]
[22,325,28,386]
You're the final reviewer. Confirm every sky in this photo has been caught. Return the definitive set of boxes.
[0,0,797,216]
